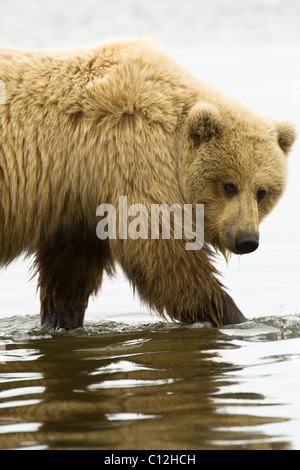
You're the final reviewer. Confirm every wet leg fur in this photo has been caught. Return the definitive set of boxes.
[35,236,114,330]
[112,235,246,327]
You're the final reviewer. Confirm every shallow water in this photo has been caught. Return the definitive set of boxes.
[1,314,300,450]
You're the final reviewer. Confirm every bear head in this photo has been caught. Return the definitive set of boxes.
[180,101,296,257]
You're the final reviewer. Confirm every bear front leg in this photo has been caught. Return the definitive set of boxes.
[113,237,246,327]
[35,237,114,330]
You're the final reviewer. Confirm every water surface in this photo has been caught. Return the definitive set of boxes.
[1,314,300,450]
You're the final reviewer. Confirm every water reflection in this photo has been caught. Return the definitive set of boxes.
[0,317,299,449]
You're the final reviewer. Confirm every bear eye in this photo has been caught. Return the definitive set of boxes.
[257,189,267,202]
[224,183,238,197]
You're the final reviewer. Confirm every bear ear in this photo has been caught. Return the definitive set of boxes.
[277,121,297,155]
[187,102,222,147]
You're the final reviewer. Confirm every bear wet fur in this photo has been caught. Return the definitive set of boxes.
[0,39,296,329]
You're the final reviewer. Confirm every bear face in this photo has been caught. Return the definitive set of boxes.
[181,102,296,257]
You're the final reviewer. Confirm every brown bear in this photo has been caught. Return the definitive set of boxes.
[0,39,296,330]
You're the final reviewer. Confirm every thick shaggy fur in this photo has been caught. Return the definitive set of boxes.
[0,39,296,329]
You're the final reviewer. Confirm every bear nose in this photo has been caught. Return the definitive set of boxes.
[235,231,259,254]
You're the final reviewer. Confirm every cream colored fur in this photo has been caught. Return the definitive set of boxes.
[0,39,296,329]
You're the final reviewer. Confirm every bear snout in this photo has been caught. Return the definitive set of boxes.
[235,231,259,254]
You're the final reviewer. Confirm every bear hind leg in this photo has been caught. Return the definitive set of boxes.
[34,237,114,330]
